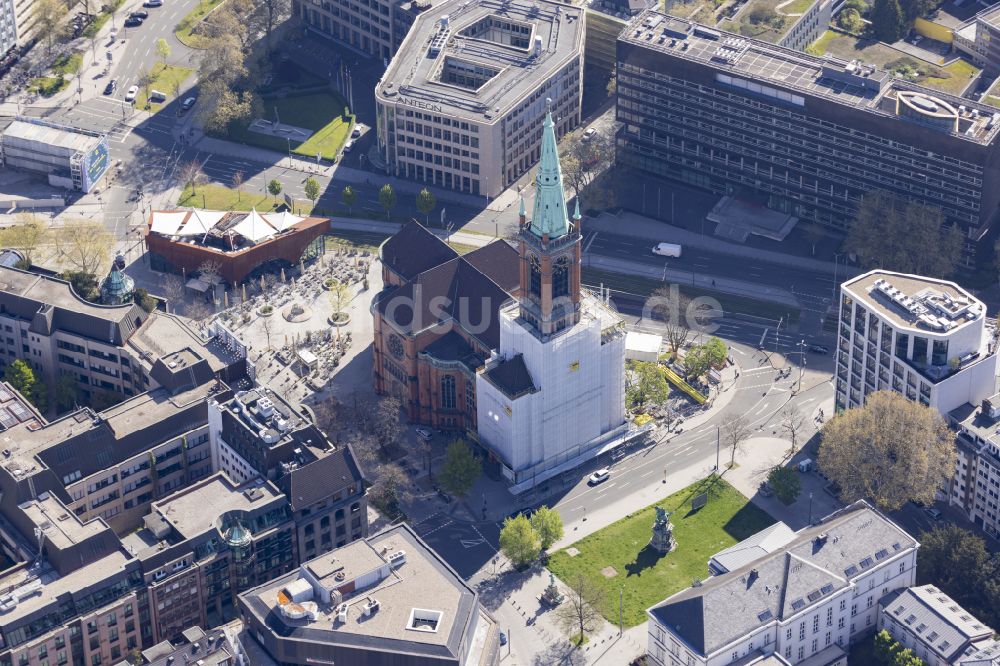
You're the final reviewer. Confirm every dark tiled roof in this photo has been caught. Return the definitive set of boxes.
[377,257,513,348]
[463,241,520,293]
[380,221,458,281]
[485,354,536,399]
[420,331,486,371]
[283,446,365,512]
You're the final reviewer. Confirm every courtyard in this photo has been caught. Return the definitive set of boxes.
[546,475,775,627]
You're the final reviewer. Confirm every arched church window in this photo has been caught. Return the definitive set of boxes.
[441,375,456,409]
[553,256,570,299]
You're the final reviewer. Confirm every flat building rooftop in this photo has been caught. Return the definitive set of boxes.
[842,270,985,334]
[621,11,1000,145]
[378,0,583,121]
[1,119,104,155]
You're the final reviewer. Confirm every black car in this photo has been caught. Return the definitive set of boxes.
[123,16,142,26]
[103,79,117,95]
[129,10,148,18]
[808,344,830,354]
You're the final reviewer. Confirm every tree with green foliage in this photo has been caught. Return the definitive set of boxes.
[837,8,865,33]
[53,374,79,413]
[530,505,564,552]
[682,337,726,380]
[155,38,171,65]
[0,213,49,267]
[500,514,541,568]
[818,391,954,511]
[132,288,158,313]
[4,360,46,412]
[342,185,357,214]
[438,439,481,498]
[871,0,906,42]
[267,179,283,197]
[767,466,801,504]
[32,0,67,55]
[625,361,670,411]
[874,629,899,663]
[416,188,437,225]
[303,177,321,207]
[378,184,397,222]
[843,0,869,12]
[916,523,999,628]
[893,649,922,666]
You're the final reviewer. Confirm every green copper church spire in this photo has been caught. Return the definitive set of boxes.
[529,100,570,240]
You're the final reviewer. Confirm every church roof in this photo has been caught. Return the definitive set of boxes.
[463,241,519,293]
[529,106,570,240]
[380,221,458,281]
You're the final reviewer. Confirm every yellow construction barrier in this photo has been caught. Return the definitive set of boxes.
[660,364,708,405]
[915,17,953,44]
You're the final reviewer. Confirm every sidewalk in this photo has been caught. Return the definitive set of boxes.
[588,210,863,278]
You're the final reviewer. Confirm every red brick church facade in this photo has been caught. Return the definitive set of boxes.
[371,222,520,431]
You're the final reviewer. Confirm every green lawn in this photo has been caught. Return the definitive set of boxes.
[548,476,775,627]
[29,76,68,97]
[581,267,801,325]
[326,229,391,253]
[136,63,194,112]
[52,52,82,76]
[174,0,226,48]
[226,93,354,161]
[177,183,314,214]
[781,0,816,14]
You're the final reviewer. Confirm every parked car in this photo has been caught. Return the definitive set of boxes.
[124,85,138,102]
[142,0,163,7]
[583,127,597,141]
[506,506,537,522]
[343,139,354,153]
[924,507,942,521]
[180,96,196,112]
[759,481,774,497]
[588,468,611,486]
[415,427,432,440]
[351,126,361,138]
[499,632,508,646]
[103,79,117,95]
[129,10,148,18]
[808,344,830,354]
[123,16,142,26]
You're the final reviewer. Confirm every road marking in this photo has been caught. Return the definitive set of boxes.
[640,470,656,478]
[583,232,599,253]
[460,538,486,548]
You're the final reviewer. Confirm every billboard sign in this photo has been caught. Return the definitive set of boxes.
[79,137,109,192]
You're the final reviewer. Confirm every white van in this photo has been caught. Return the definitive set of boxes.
[149,90,166,102]
[652,242,682,257]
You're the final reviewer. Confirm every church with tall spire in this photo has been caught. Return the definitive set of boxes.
[475,102,627,492]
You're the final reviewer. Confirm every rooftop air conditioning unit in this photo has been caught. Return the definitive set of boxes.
[336,602,349,624]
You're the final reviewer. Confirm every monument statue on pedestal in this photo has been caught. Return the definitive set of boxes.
[541,572,565,606]
[649,506,677,554]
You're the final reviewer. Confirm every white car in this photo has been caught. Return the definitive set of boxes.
[124,85,139,103]
[583,127,597,141]
[351,125,362,138]
[588,468,610,485]
[343,139,354,153]
[415,427,433,440]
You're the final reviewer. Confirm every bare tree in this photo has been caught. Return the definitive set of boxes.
[261,273,278,302]
[554,574,604,644]
[0,212,50,266]
[178,160,204,194]
[231,170,244,202]
[368,462,411,516]
[650,286,692,354]
[722,414,752,469]
[185,299,212,321]
[372,396,404,452]
[261,316,273,350]
[781,406,806,454]
[197,260,223,304]
[159,274,186,312]
[55,218,112,277]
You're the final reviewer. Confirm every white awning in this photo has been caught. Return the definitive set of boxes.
[176,209,226,236]
[263,211,304,232]
[149,211,190,235]
[232,209,276,243]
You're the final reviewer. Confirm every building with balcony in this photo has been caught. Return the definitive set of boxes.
[615,13,1000,259]
[238,523,501,666]
[835,270,997,414]
[375,0,584,197]
[646,501,918,666]
[877,585,999,666]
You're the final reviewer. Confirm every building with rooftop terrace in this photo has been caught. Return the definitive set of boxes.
[878,585,999,666]
[616,12,1000,259]
[646,501,918,666]
[207,386,368,561]
[835,270,997,413]
[374,0,584,198]
[238,522,500,666]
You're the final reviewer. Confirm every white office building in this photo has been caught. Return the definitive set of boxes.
[835,270,997,414]
[475,107,627,492]
[647,501,919,666]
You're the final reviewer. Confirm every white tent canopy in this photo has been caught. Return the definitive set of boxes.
[233,209,276,243]
[263,211,304,232]
[149,211,189,236]
[176,209,226,236]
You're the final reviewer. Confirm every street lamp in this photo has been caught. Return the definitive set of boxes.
[797,339,806,392]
